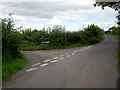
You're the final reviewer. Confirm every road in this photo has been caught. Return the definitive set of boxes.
[3,35,118,88]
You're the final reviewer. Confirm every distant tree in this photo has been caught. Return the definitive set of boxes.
[109,26,120,36]
[83,24,104,44]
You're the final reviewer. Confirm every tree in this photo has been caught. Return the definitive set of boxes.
[83,24,104,44]
[1,14,21,62]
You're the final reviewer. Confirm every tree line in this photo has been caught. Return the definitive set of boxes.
[105,26,120,36]
[21,24,104,46]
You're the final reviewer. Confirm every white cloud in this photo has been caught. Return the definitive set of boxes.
[0,1,118,31]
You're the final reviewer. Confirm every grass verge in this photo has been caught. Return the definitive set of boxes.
[2,53,28,81]
[20,42,93,51]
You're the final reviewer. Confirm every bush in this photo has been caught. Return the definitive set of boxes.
[20,24,104,50]
[1,14,22,60]
[83,24,104,44]
[1,14,28,80]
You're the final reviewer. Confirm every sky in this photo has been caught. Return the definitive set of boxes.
[0,0,118,31]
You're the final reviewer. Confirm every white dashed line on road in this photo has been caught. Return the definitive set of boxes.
[60,57,65,60]
[66,55,70,57]
[32,63,41,67]
[60,55,65,57]
[26,45,94,73]
[43,59,51,62]
[81,49,84,51]
[84,48,89,50]
[50,60,58,63]
[26,68,37,72]
[76,50,80,52]
[72,52,75,55]
[78,50,82,53]
[82,47,88,50]
[65,53,69,55]
[53,57,59,59]
[40,63,49,67]
[73,50,77,53]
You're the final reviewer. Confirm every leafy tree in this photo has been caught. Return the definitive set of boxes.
[1,14,21,62]
[109,26,120,36]
[49,25,67,46]
[83,24,104,44]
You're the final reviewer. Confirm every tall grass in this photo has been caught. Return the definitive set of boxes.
[2,53,28,81]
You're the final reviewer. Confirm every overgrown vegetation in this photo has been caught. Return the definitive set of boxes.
[106,26,120,68]
[2,53,27,80]
[20,24,104,50]
[1,14,27,80]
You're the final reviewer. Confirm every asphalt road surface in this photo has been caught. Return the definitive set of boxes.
[3,35,118,88]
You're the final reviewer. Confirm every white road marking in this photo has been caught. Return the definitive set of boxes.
[53,57,59,59]
[72,52,75,54]
[66,55,70,57]
[61,55,65,57]
[32,63,40,67]
[26,46,94,72]
[80,46,93,51]
[26,68,37,72]
[80,49,84,51]
[84,48,89,50]
[73,50,77,53]
[43,59,51,62]
[82,47,88,50]
[40,63,49,67]
[60,57,65,60]
[65,53,69,55]
[78,50,82,52]
[76,50,80,52]
[50,60,58,63]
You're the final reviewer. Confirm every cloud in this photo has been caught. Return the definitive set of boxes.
[1,2,95,19]
[0,0,118,31]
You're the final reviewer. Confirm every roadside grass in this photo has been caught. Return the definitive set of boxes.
[20,42,93,51]
[2,53,28,81]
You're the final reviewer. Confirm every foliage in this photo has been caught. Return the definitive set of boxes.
[20,24,104,50]
[83,24,104,44]
[108,26,120,36]
[1,14,27,80]
[1,14,22,60]
[94,2,120,10]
